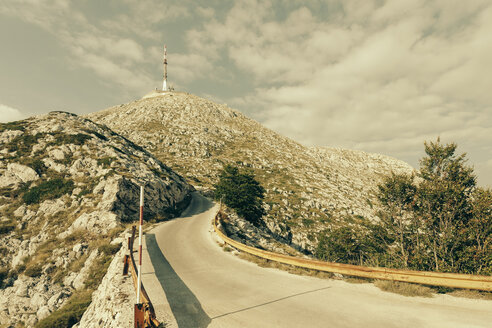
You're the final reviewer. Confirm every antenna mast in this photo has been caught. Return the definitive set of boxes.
[162,44,167,91]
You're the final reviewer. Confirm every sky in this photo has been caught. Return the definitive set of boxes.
[0,0,491,187]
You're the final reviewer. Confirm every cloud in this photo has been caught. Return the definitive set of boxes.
[0,0,165,94]
[193,1,492,184]
[0,104,26,123]
[1,0,491,186]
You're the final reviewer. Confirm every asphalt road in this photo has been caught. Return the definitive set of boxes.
[141,193,492,328]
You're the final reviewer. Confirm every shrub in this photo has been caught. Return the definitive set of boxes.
[36,290,92,328]
[23,178,74,204]
[26,158,46,175]
[214,164,266,226]
[0,221,15,235]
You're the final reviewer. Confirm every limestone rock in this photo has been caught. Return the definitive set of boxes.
[0,112,193,327]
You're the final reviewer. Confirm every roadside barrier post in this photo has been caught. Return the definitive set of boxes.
[137,185,144,303]
[135,185,144,328]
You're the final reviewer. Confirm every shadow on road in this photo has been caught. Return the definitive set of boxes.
[146,233,211,328]
[211,286,332,320]
[179,192,214,218]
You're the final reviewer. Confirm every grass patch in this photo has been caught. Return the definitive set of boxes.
[83,129,107,141]
[7,133,44,155]
[236,251,333,279]
[448,289,492,300]
[302,218,315,227]
[374,280,433,297]
[98,243,121,256]
[83,253,114,290]
[96,156,113,168]
[345,276,373,284]
[35,290,92,328]
[24,158,46,175]
[0,120,26,132]
[48,132,92,146]
[23,178,74,205]
[0,220,15,235]
[24,263,43,277]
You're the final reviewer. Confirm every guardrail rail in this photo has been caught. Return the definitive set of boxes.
[123,226,161,328]
[214,211,492,291]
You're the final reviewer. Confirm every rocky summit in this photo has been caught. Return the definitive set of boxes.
[0,112,193,327]
[87,92,414,253]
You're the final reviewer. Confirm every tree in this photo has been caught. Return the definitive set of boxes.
[416,138,476,271]
[375,138,490,274]
[459,187,492,274]
[214,164,266,226]
[377,173,416,268]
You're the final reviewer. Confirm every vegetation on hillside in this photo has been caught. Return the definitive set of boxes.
[214,164,266,226]
[316,139,491,275]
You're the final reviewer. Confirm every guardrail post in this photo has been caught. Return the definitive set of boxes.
[134,303,145,328]
[123,255,130,276]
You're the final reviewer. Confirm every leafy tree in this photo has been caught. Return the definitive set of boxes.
[459,187,492,274]
[377,173,416,267]
[416,138,476,271]
[214,164,265,225]
[374,138,491,274]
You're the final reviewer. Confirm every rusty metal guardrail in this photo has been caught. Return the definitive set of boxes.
[214,211,492,292]
[123,226,161,328]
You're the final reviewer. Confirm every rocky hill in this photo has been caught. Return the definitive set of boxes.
[0,112,193,327]
[87,92,414,253]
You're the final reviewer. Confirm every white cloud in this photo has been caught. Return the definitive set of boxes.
[1,0,491,186]
[0,104,26,123]
[206,1,492,185]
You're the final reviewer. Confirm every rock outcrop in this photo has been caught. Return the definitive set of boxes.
[0,112,193,327]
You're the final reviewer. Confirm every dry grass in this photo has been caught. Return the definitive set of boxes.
[236,251,333,279]
[448,289,492,300]
[374,280,433,297]
[345,277,373,284]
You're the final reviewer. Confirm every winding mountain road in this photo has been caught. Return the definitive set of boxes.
[140,193,492,328]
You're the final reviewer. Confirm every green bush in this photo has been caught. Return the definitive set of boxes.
[35,290,92,328]
[214,164,266,226]
[23,178,74,204]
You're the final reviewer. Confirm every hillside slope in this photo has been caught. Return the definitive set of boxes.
[0,112,193,327]
[87,92,413,252]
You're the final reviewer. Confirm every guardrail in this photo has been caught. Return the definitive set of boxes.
[123,226,161,328]
[214,211,492,292]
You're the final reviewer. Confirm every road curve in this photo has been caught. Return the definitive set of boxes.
[141,193,492,328]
